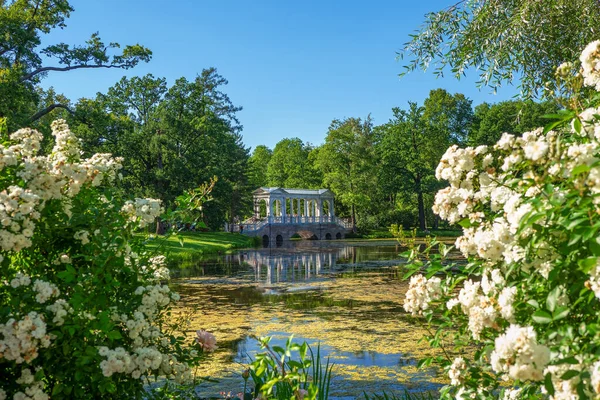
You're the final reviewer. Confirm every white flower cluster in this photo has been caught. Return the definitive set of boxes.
[0,312,51,364]
[32,280,59,304]
[73,230,90,245]
[445,270,517,340]
[46,299,73,326]
[590,259,600,300]
[0,186,40,252]
[121,198,163,228]
[543,361,584,399]
[403,274,442,315]
[135,284,176,320]
[501,388,522,400]
[490,324,550,381]
[10,272,31,288]
[0,121,123,253]
[581,40,600,91]
[97,346,191,383]
[96,282,187,381]
[591,361,600,396]
[141,255,171,282]
[448,357,467,386]
[14,368,48,400]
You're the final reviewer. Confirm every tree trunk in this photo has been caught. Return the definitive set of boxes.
[416,176,426,231]
[351,204,357,233]
[155,218,166,235]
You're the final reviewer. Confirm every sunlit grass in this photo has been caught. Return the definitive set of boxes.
[142,231,257,261]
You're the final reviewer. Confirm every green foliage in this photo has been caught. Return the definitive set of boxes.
[167,176,217,230]
[364,391,435,400]
[247,337,333,400]
[377,89,472,230]
[249,145,273,188]
[0,121,203,398]
[399,0,600,99]
[400,47,600,397]
[468,100,559,146]
[0,0,151,130]
[267,138,322,189]
[70,69,251,229]
[316,117,377,230]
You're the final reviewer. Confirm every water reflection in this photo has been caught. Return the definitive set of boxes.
[173,241,446,398]
[173,240,407,285]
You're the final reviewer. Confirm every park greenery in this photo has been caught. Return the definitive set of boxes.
[402,40,600,399]
[0,0,562,235]
[4,0,600,399]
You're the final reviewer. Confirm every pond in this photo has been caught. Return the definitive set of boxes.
[172,240,449,399]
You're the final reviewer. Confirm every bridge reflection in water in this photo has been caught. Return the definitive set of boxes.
[174,241,406,285]
[244,250,338,284]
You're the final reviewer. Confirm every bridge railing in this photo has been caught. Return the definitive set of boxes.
[226,215,353,233]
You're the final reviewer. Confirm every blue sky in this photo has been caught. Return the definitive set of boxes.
[40,0,518,151]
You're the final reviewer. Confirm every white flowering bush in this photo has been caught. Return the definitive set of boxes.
[403,41,600,399]
[0,120,203,399]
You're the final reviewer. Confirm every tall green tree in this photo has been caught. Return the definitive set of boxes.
[266,138,321,189]
[377,90,473,230]
[70,69,250,229]
[248,145,272,189]
[316,117,378,230]
[468,100,559,145]
[0,0,151,130]
[400,0,600,98]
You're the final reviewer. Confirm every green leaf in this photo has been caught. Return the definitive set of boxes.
[572,117,583,135]
[560,370,580,380]
[566,217,588,230]
[527,299,540,309]
[546,286,561,312]
[52,384,63,396]
[458,218,472,228]
[255,363,266,377]
[532,310,553,324]
[568,234,582,246]
[544,372,555,396]
[578,257,597,273]
[553,307,570,321]
[556,356,580,365]
[107,330,122,340]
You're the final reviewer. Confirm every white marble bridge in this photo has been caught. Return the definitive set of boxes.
[226,187,353,243]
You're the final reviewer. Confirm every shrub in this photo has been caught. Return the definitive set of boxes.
[0,121,204,399]
[402,41,600,399]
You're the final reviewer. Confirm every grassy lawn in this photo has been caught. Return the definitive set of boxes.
[142,231,257,261]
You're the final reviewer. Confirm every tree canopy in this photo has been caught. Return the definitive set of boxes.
[0,0,152,130]
[399,0,600,98]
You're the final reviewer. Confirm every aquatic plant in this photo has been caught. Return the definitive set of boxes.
[364,391,436,400]
[245,336,334,400]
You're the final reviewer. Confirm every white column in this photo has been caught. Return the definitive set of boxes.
[304,199,308,217]
[282,197,287,221]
